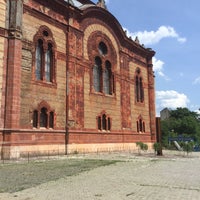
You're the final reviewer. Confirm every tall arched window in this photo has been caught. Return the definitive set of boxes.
[33,26,56,84]
[135,68,144,103]
[92,42,114,95]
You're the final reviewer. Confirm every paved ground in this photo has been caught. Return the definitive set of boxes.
[1,151,200,200]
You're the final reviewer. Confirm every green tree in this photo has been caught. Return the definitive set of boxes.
[161,107,200,147]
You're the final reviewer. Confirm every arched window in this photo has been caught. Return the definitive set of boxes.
[32,104,55,129]
[135,68,144,103]
[92,42,114,95]
[33,26,56,84]
[97,113,111,131]
[136,116,145,133]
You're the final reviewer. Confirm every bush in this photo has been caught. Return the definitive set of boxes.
[180,141,194,156]
[136,142,148,155]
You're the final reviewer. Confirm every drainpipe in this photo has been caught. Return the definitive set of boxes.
[65,0,70,155]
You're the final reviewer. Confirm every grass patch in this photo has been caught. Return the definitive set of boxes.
[0,159,118,193]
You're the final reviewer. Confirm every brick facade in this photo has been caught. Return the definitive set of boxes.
[0,0,156,159]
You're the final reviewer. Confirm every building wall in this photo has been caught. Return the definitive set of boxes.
[21,11,67,129]
[83,24,121,131]
[0,0,156,159]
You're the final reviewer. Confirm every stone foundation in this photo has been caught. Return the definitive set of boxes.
[1,142,154,159]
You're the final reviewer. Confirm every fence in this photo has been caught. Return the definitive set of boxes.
[0,146,150,164]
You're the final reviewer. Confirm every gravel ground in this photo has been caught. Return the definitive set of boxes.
[1,150,200,200]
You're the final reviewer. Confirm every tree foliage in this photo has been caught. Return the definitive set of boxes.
[161,107,200,147]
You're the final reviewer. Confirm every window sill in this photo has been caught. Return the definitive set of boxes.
[135,101,145,106]
[32,80,57,89]
[90,91,115,98]
[32,127,54,130]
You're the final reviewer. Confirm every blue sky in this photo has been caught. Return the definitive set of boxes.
[92,0,200,116]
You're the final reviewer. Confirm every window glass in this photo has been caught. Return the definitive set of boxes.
[40,107,48,128]
[49,111,54,128]
[35,40,43,80]
[103,61,112,94]
[45,44,52,82]
[108,117,111,131]
[98,42,108,55]
[102,114,107,130]
[98,116,101,130]
[33,110,38,128]
[93,57,102,92]
[135,73,144,103]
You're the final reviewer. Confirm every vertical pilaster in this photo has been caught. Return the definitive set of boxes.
[4,0,23,129]
[147,60,156,142]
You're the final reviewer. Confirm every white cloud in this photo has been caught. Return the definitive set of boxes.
[124,26,186,45]
[152,57,169,80]
[156,90,190,111]
[193,77,200,84]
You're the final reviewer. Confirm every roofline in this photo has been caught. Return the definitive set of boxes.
[80,6,155,58]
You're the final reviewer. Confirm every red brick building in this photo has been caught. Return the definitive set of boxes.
[0,0,156,159]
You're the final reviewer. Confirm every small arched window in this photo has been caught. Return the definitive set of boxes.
[136,116,145,133]
[32,106,55,129]
[97,113,111,131]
